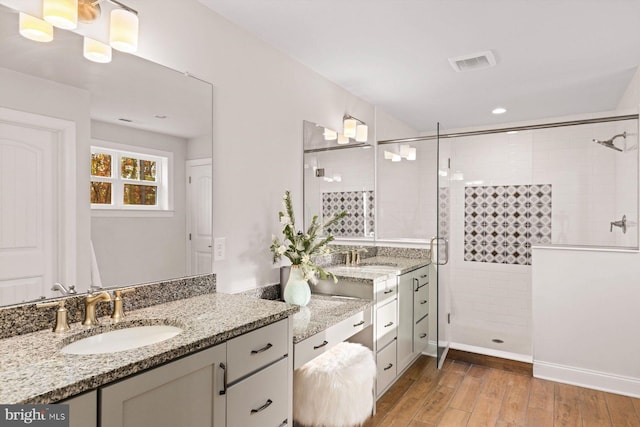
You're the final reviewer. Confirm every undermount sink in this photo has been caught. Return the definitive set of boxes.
[356,264,400,271]
[61,325,183,355]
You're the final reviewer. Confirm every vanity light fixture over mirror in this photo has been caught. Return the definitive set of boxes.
[303,120,375,243]
[0,2,213,306]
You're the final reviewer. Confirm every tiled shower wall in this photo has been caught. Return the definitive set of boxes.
[323,190,375,238]
[448,119,637,355]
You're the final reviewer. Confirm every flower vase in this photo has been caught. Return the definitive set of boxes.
[283,266,311,306]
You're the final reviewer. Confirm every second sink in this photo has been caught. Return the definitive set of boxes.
[61,325,183,355]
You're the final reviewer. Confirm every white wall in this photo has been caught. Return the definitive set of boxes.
[532,248,640,397]
[187,134,212,160]
[90,120,188,286]
[0,67,92,289]
[117,0,376,292]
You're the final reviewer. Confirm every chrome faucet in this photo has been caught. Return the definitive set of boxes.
[610,215,627,234]
[51,282,77,296]
[82,291,112,327]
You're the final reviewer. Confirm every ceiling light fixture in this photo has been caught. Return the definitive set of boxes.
[18,0,139,63]
[343,114,368,142]
[492,107,507,115]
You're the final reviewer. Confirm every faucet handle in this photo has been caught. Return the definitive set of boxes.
[111,288,136,323]
[36,300,71,333]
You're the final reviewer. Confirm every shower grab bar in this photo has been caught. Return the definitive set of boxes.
[430,237,449,265]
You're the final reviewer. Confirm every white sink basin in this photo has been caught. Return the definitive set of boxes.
[61,325,182,355]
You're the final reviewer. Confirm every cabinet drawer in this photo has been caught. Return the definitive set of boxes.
[227,357,288,427]
[228,319,288,383]
[413,282,429,322]
[415,266,429,287]
[294,307,372,369]
[376,299,397,349]
[375,276,397,305]
[376,340,397,396]
[414,315,429,353]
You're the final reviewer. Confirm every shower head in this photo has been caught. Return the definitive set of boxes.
[593,132,626,152]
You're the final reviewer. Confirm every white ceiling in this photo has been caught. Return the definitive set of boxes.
[198,0,640,132]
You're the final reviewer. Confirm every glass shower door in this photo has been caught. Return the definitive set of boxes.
[435,123,451,369]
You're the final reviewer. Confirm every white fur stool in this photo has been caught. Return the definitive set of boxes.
[293,342,376,427]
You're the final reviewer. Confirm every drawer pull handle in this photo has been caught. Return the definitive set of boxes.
[353,320,365,327]
[420,333,427,339]
[278,420,288,427]
[384,363,393,371]
[383,289,394,294]
[250,399,273,414]
[219,363,227,396]
[384,321,394,328]
[251,343,273,354]
[420,274,428,279]
[314,340,329,350]
[420,300,428,305]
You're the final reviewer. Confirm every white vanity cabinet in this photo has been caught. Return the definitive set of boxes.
[396,266,430,374]
[60,390,97,427]
[100,319,291,427]
[101,343,227,427]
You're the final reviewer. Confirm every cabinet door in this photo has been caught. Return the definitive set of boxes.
[101,344,226,427]
[376,298,397,349]
[396,272,415,373]
[60,390,97,427]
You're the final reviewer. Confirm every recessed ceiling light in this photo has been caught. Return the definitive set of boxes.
[492,107,507,115]
[154,114,167,119]
[118,118,133,122]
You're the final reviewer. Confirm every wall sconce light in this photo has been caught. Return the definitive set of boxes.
[343,114,368,142]
[384,144,417,162]
[337,134,350,145]
[17,0,139,63]
[19,13,54,42]
[323,128,338,141]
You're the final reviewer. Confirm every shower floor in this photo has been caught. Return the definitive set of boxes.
[450,323,532,362]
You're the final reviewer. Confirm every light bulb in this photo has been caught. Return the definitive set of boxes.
[323,128,337,141]
[337,134,350,145]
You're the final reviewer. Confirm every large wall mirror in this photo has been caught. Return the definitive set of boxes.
[0,3,213,305]
[303,120,374,242]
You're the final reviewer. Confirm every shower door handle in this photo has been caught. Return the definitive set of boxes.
[430,237,449,266]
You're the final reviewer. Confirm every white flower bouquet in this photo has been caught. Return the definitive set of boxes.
[270,190,346,283]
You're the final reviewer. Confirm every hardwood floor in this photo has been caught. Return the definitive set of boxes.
[363,356,640,427]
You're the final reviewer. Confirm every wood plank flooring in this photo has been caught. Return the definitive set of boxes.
[363,356,640,427]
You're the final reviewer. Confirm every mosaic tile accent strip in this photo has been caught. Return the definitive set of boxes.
[323,191,375,238]
[464,184,552,265]
[439,187,450,240]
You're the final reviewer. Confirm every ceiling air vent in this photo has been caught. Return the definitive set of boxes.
[449,50,497,72]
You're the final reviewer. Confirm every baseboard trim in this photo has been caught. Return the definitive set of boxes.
[534,361,640,398]
[448,349,533,376]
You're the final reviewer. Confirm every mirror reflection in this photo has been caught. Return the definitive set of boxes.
[303,120,374,241]
[0,4,213,305]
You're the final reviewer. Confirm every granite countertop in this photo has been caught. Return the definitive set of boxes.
[292,294,373,344]
[0,293,298,404]
[326,255,430,281]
